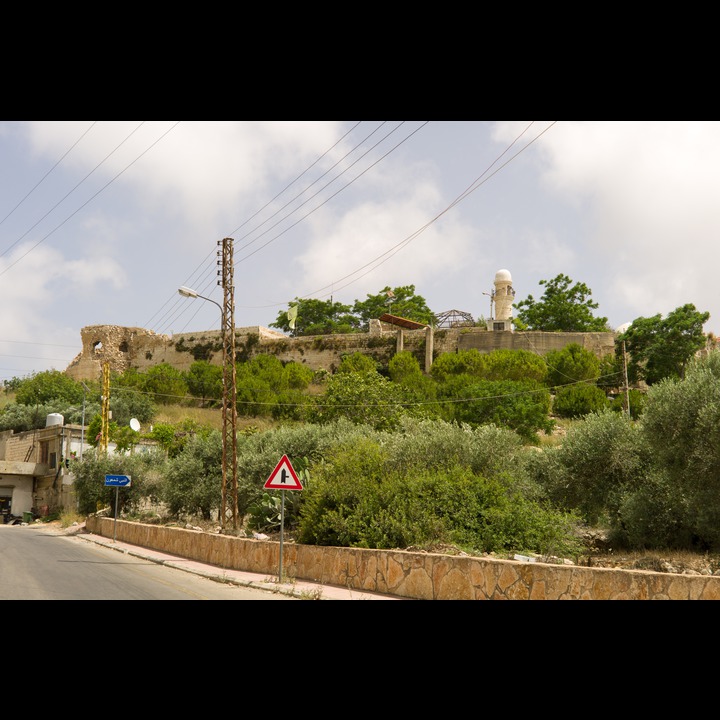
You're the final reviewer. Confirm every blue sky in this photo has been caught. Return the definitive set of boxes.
[1,120,717,383]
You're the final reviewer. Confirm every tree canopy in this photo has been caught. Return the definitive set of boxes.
[513,274,609,332]
[269,285,436,336]
[353,285,435,330]
[14,370,84,406]
[618,303,710,385]
[269,297,361,336]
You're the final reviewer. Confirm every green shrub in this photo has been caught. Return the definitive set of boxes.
[72,449,167,516]
[544,343,600,388]
[307,370,408,431]
[296,437,583,557]
[443,379,553,444]
[610,468,695,550]
[552,383,609,418]
[526,408,649,525]
[610,388,647,419]
[160,431,222,520]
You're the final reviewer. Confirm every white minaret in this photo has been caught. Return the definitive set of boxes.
[486,268,515,331]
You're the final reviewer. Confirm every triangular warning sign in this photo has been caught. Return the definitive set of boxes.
[264,454,303,490]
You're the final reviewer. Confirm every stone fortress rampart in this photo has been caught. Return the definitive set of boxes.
[63,268,617,382]
[64,321,617,382]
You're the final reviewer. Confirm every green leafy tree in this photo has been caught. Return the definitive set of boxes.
[142,363,189,404]
[269,297,360,336]
[388,351,424,385]
[309,370,408,431]
[610,388,647,419]
[87,415,122,448]
[430,349,487,382]
[524,408,649,526]
[0,402,55,431]
[596,353,624,392]
[271,361,315,421]
[283,362,314,389]
[108,386,156,425]
[632,351,720,547]
[113,367,146,391]
[482,349,548,383]
[552,384,610,419]
[296,436,583,557]
[353,285,435,330]
[160,431,223,520]
[337,351,379,374]
[445,379,554,444]
[15,370,84,406]
[618,303,710,385]
[385,351,438,419]
[2,376,24,393]
[148,422,184,458]
[235,370,277,418]
[544,343,600,388]
[72,449,167,516]
[113,424,142,453]
[514,274,609,332]
[185,361,223,405]
[235,355,289,418]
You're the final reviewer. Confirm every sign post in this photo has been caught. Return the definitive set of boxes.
[105,474,132,543]
[263,455,303,582]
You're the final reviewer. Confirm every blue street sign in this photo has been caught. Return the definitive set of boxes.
[105,474,132,487]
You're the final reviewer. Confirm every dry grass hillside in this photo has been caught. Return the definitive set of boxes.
[152,404,278,434]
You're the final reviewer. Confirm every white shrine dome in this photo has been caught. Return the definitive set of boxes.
[495,269,512,283]
[615,322,632,334]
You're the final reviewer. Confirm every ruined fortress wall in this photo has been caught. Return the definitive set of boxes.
[457,330,616,357]
[64,324,617,382]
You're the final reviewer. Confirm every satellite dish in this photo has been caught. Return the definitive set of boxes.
[130,418,141,432]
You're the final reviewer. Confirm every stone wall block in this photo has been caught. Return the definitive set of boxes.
[85,516,720,600]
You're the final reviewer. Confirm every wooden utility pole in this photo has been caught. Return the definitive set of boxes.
[219,238,238,530]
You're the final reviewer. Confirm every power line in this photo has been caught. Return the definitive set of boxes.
[0,122,181,278]
[0,121,97,233]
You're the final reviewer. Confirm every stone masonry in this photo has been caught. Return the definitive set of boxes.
[86,516,720,600]
[64,323,617,382]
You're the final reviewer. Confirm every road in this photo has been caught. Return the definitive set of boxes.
[0,525,295,600]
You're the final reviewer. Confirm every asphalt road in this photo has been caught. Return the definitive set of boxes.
[0,524,296,600]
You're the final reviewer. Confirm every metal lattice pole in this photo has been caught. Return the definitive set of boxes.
[100,361,110,456]
[219,238,238,530]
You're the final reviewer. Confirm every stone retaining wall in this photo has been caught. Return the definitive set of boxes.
[85,516,720,600]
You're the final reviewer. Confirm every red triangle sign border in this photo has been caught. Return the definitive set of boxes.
[264,454,303,491]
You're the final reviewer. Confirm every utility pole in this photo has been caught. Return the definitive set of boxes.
[100,362,110,456]
[219,238,238,530]
[622,340,631,417]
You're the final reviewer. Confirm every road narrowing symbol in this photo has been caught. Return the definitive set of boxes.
[264,454,303,491]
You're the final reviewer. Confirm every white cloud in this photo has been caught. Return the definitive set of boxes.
[3,120,720,381]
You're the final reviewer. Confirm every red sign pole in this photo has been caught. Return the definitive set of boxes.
[264,455,303,582]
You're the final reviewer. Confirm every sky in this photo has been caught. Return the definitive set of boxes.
[1,120,718,384]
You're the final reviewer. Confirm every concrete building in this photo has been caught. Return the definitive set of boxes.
[0,414,155,522]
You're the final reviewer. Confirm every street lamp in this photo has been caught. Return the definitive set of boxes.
[178,286,223,315]
[80,381,90,461]
[482,290,494,319]
[178,283,237,531]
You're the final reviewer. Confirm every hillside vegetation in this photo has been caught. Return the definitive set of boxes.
[5,345,720,569]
